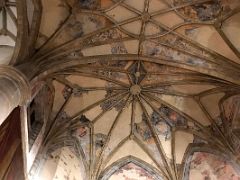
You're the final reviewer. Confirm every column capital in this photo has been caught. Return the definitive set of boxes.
[0,65,31,105]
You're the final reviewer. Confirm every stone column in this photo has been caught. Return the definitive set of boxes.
[0,65,30,125]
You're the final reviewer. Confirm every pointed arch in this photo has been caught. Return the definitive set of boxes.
[181,144,240,180]
[99,155,164,180]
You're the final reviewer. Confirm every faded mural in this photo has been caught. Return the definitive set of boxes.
[39,147,84,180]
[189,152,240,180]
[109,162,156,180]
[29,0,240,179]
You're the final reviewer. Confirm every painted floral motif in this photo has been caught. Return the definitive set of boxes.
[91,57,128,84]
[56,111,70,123]
[74,125,88,137]
[142,41,208,67]
[94,70,127,84]
[95,133,108,157]
[72,85,89,97]
[177,1,221,21]
[158,33,208,57]
[111,42,128,54]
[128,62,147,84]
[66,18,84,38]
[135,121,152,142]
[77,0,100,10]
[72,115,91,163]
[158,106,186,127]
[62,86,72,99]
[100,88,126,112]
[53,12,108,47]
[62,85,89,99]
[135,105,186,142]
[189,152,240,180]
[73,128,90,162]
[91,29,125,44]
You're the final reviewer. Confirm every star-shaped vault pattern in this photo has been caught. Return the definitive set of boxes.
[6,0,240,180]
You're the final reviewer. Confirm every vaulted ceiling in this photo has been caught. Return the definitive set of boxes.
[1,0,240,180]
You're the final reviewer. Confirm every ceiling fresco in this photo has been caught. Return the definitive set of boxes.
[6,0,240,179]
[36,59,240,179]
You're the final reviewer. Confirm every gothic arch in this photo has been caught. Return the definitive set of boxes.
[99,155,164,180]
[181,144,240,180]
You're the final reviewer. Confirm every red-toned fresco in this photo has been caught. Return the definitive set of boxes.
[109,162,156,180]
[189,152,240,180]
